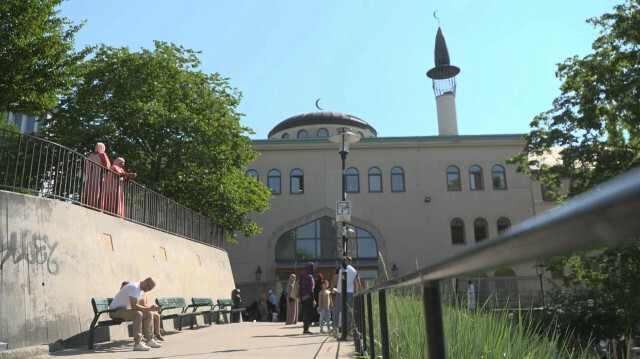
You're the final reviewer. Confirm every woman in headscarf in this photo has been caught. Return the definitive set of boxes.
[285,274,298,325]
[299,262,316,334]
[82,142,111,209]
[105,157,136,218]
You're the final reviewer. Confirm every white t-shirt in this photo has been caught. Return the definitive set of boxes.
[109,282,145,309]
[337,265,358,293]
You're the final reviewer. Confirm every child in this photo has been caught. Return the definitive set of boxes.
[317,280,332,333]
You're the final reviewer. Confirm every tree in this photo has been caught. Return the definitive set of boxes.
[0,0,89,118]
[42,41,271,238]
[508,0,640,339]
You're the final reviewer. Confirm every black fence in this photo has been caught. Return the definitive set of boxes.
[353,166,640,358]
[0,128,225,249]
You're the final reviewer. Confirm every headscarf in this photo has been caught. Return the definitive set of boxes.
[286,274,296,296]
[112,157,125,168]
[299,262,315,297]
[94,142,106,153]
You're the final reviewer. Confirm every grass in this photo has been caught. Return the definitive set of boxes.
[356,289,590,359]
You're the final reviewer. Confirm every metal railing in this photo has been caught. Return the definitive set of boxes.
[352,166,640,358]
[0,129,225,249]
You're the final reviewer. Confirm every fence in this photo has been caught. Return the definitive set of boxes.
[0,128,225,249]
[353,166,640,358]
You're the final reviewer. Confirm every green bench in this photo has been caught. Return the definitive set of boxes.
[156,297,212,331]
[216,299,245,323]
[88,297,129,349]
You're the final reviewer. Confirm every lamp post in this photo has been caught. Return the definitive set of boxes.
[534,263,545,308]
[329,127,360,340]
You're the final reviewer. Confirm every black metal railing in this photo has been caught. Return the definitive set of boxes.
[0,128,225,248]
[352,166,640,358]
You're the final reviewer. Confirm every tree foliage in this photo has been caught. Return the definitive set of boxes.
[508,0,640,338]
[42,41,271,238]
[0,0,89,116]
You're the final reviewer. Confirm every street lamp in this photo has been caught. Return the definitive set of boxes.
[533,263,545,308]
[255,265,262,281]
[329,127,360,340]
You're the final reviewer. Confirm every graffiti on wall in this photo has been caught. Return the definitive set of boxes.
[0,231,59,275]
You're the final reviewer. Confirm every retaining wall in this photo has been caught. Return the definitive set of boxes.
[0,190,236,350]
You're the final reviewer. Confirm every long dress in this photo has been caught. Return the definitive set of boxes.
[104,161,134,218]
[286,280,298,324]
[82,151,110,209]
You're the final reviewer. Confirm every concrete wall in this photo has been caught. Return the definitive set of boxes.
[0,190,236,350]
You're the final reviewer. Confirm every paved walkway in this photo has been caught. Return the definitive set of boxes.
[33,322,358,359]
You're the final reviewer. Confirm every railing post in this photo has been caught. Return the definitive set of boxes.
[423,280,446,359]
[359,294,367,355]
[379,289,390,359]
[367,293,375,359]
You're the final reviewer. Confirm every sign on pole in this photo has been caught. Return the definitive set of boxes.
[336,201,351,222]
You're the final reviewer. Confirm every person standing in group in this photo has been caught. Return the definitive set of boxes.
[109,277,162,351]
[468,280,476,311]
[299,262,316,334]
[285,274,298,325]
[105,157,136,218]
[317,280,332,334]
[330,265,342,329]
[312,273,324,325]
[82,142,111,210]
[337,256,361,336]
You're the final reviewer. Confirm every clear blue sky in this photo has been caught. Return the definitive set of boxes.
[59,0,620,139]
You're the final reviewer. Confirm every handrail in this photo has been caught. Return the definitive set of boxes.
[0,128,226,249]
[353,166,640,358]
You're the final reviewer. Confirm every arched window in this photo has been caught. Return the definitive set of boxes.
[275,217,377,260]
[290,169,304,194]
[474,218,488,242]
[451,218,465,244]
[357,132,364,137]
[268,169,281,194]
[317,128,329,137]
[368,167,382,192]
[346,167,359,193]
[297,129,308,138]
[281,133,289,139]
[492,165,507,189]
[497,217,511,233]
[245,169,258,181]
[469,165,484,190]
[390,166,405,192]
[446,165,461,190]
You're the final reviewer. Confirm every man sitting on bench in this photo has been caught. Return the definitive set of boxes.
[109,277,162,351]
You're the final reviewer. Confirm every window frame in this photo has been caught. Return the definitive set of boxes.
[474,217,488,242]
[368,167,382,193]
[497,217,511,233]
[390,166,405,192]
[346,167,360,193]
[297,129,308,138]
[317,128,329,137]
[245,169,259,181]
[290,168,304,194]
[450,218,466,244]
[446,165,461,191]
[267,169,281,194]
[469,165,484,191]
[491,164,507,190]
[281,133,289,139]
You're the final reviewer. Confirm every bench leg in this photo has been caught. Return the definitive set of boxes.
[88,316,100,349]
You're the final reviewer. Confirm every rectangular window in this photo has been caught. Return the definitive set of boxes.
[268,177,281,194]
[391,175,404,192]
[291,176,303,194]
[470,173,483,190]
[541,184,554,202]
[368,175,381,192]
[447,174,461,190]
[346,175,359,192]
[451,227,465,244]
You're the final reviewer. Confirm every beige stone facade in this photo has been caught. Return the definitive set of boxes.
[227,128,555,304]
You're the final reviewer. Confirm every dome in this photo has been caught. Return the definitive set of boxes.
[268,111,377,139]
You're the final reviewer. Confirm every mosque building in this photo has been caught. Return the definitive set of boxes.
[227,27,555,304]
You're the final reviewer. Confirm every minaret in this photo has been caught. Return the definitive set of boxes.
[426,27,460,136]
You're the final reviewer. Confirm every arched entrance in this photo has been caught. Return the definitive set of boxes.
[273,216,379,295]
